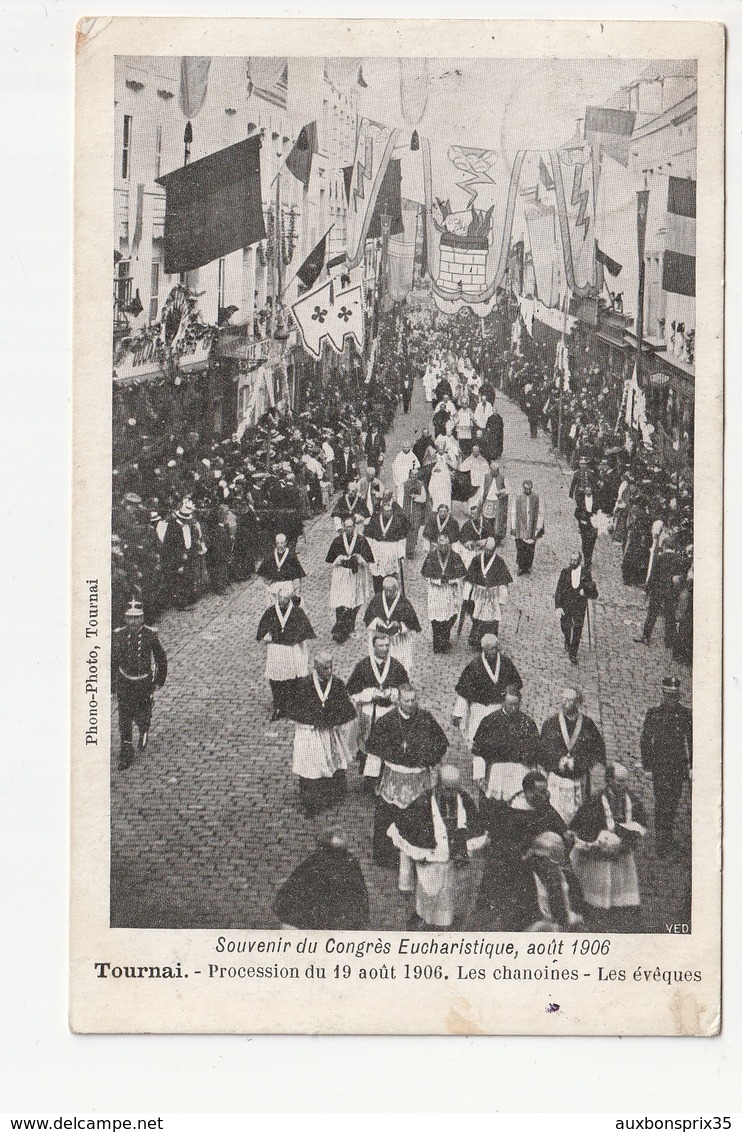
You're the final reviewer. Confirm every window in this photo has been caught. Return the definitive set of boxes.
[154,123,163,180]
[121,114,133,180]
[113,259,132,322]
[149,261,161,323]
[218,257,226,310]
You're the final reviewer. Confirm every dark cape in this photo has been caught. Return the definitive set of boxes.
[389,786,486,856]
[363,591,422,634]
[421,548,467,583]
[570,790,647,842]
[471,708,540,768]
[459,517,496,547]
[325,532,375,565]
[366,707,448,769]
[539,712,607,778]
[272,845,370,930]
[466,552,513,588]
[455,653,523,706]
[257,550,306,584]
[345,655,410,697]
[286,674,356,728]
[331,493,370,523]
[365,508,410,542]
[421,513,461,544]
[255,602,315,645]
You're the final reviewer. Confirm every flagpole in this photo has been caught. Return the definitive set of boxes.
[635,185,649,391]
[557,286,570,453]
[271,173,282,337]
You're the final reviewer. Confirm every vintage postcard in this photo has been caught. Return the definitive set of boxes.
[71,18,723,1035]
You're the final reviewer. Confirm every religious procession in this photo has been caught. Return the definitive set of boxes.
[110,54,696,934]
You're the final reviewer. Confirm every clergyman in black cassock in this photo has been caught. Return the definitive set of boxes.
[366,686,448,868]
[256,587,315,719]
[272,831,370,931]
[286,654,357,817]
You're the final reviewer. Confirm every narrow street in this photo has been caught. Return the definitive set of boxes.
[111,379,691,931]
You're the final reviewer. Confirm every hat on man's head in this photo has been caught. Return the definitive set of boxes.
[662,676,681,692]
[125,598,144,618]
[123,492,142,505]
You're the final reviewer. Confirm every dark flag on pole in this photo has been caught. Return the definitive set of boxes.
[538,156,554,192]
[366,159,404,239]
[596,243,623,276]
[157,136,266,275]
[296,230,329,290]
[285,121,317,188]
[342,158,404,238]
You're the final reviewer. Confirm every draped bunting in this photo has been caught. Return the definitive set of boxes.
[345,118,402,269]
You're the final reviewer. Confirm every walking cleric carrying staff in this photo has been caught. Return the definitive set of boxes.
[112,598,168,770]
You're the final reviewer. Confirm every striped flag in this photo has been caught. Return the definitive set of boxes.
[584,106,636,168]
[662,177,696,297]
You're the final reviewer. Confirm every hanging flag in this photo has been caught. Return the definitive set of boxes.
[538,157,554,192]
[285,122,317,188]
[179,57,211,119]
[596,243,623,276]
[295,230,329,290]
[636,188,650,345]
[507,238,525,297]
[342,165,353,205]
[345,119,402,268]
[548,145,598,297]
[399,58,430,127]
[385,199,419,303]
[525,201,561,307]
[662,176,696,296]
[156,136,266,275]
[130,182,145,256]
[636,188,649,261]
[366,159,403,240]
[291,278,364,360]
[584,107,636,169]
[422,139,527,316]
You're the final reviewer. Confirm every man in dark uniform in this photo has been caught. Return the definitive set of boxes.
[639,675,693,857]
[636,538,684,648]
[112,598,168,770]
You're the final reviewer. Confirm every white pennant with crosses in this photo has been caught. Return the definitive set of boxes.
[291,278,364,360]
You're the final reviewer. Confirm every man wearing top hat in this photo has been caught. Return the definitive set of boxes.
[112,598,168,770]
[159,495,204,611]
[638,676,693,858]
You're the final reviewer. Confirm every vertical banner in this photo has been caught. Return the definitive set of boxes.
[636,188,650,376]
[345,119,402,269]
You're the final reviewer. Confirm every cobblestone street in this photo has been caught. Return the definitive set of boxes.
[111,381,692,932]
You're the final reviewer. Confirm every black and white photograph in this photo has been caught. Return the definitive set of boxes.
[107,50,700,937]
